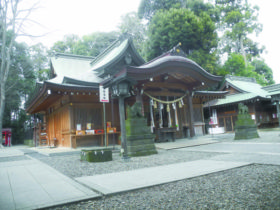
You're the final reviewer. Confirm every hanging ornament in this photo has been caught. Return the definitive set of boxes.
[179,101,182,108]
[154,101,157,109]
[167,104,170,112]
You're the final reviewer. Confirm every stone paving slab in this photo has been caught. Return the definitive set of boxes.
[75,160,251,195]
[0,157,100,210]
[0,149,24,158]
[155,138,218,150]
[210,153,280,166]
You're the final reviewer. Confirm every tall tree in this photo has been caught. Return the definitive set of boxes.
[78,32,119,57]
[146,8,218,74]
[29,43,49,81]
[251,59,274,85]
[216,0,263,66]
[49,32,119,57]
[138,0,182,21]
[3,41,36,144]
[220,53,270,86]
[0,0,37,142]
[118,12,146,58]
[49,34,80,55]
[185,0,220,23]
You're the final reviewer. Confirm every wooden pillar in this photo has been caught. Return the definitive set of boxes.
[33,114,36,147]
[69,104,75,133]
[69,104,75,148]
[187,91,195,137]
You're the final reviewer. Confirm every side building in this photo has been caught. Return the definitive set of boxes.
[206,75,280,134]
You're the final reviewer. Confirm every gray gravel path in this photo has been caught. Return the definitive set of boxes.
[30,131,280,209]
[36,150,224,178]
[48,164,280,210]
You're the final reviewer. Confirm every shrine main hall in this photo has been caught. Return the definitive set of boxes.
[26,35,226,148]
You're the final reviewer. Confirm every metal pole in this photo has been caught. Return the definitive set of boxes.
[276,101,280,127]
[103,102,107,147]
[208,94,213,138]
[118,96,129,160]
[33,114,36,147]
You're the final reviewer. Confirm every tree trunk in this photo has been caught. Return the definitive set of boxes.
[240,35,248,68]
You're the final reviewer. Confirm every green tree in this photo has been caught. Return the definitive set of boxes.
[146,8,218,73]
[118,12,146,58]
[3,41,36,144]
[0,0,38,141]
[138,0,182,20]
[29,43,50,81]
[251,59,274,85]
[77,32,119,57]
[49,32,119,57]
[220,53,269,86]
[49,34,81,55]
[185,0,220,23]
[216,0,263,66]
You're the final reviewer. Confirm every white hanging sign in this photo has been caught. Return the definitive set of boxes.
[99,85,109,103]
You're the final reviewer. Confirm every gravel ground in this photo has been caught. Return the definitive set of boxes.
[28,148,280,210]
[47,164,280,210]
[30,131,280,209]
[32,150,224,178]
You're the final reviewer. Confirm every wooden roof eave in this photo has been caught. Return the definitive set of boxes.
[205,95,271,108]
[26,81,99,114]
[126,57,223,89]
[62,76,100,87]
[194,90,228,98]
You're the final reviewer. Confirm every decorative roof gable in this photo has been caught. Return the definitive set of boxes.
[90,35,145,78]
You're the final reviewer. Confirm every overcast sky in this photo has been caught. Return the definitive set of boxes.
[19,0,280,83]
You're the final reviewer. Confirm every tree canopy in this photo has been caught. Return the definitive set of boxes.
[138,0,182,20]
[118,12,146,58]
[49,32,119,57]
[216,0,263,66]
[145,8,218,74]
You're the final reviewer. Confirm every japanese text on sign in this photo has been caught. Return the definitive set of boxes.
[99,85,109,103]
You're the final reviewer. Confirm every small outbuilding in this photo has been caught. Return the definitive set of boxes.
[206,75,280,133]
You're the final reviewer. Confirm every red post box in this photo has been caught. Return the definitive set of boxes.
[2,128,12,146]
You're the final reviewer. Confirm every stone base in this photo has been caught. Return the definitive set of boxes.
[81,149,112,162]
[234,125,259,140]
[126,135,157,157]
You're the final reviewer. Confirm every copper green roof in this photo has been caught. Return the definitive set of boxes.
[207,92,270,107]
[221,75,268,97]
[49,53,102,85]
[50,54,93,78]
[90,36,145,77]
[262,83,280,96]
[208,75,272,107]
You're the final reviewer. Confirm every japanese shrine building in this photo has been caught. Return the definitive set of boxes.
[206,75,280,133]
[26,35,226,148]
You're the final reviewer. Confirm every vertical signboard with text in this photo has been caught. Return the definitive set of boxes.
[99,85,109,103]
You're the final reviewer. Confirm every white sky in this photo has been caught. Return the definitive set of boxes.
[18,0,280,83]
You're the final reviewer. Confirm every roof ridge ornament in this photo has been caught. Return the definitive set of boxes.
[169,42,187,57]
